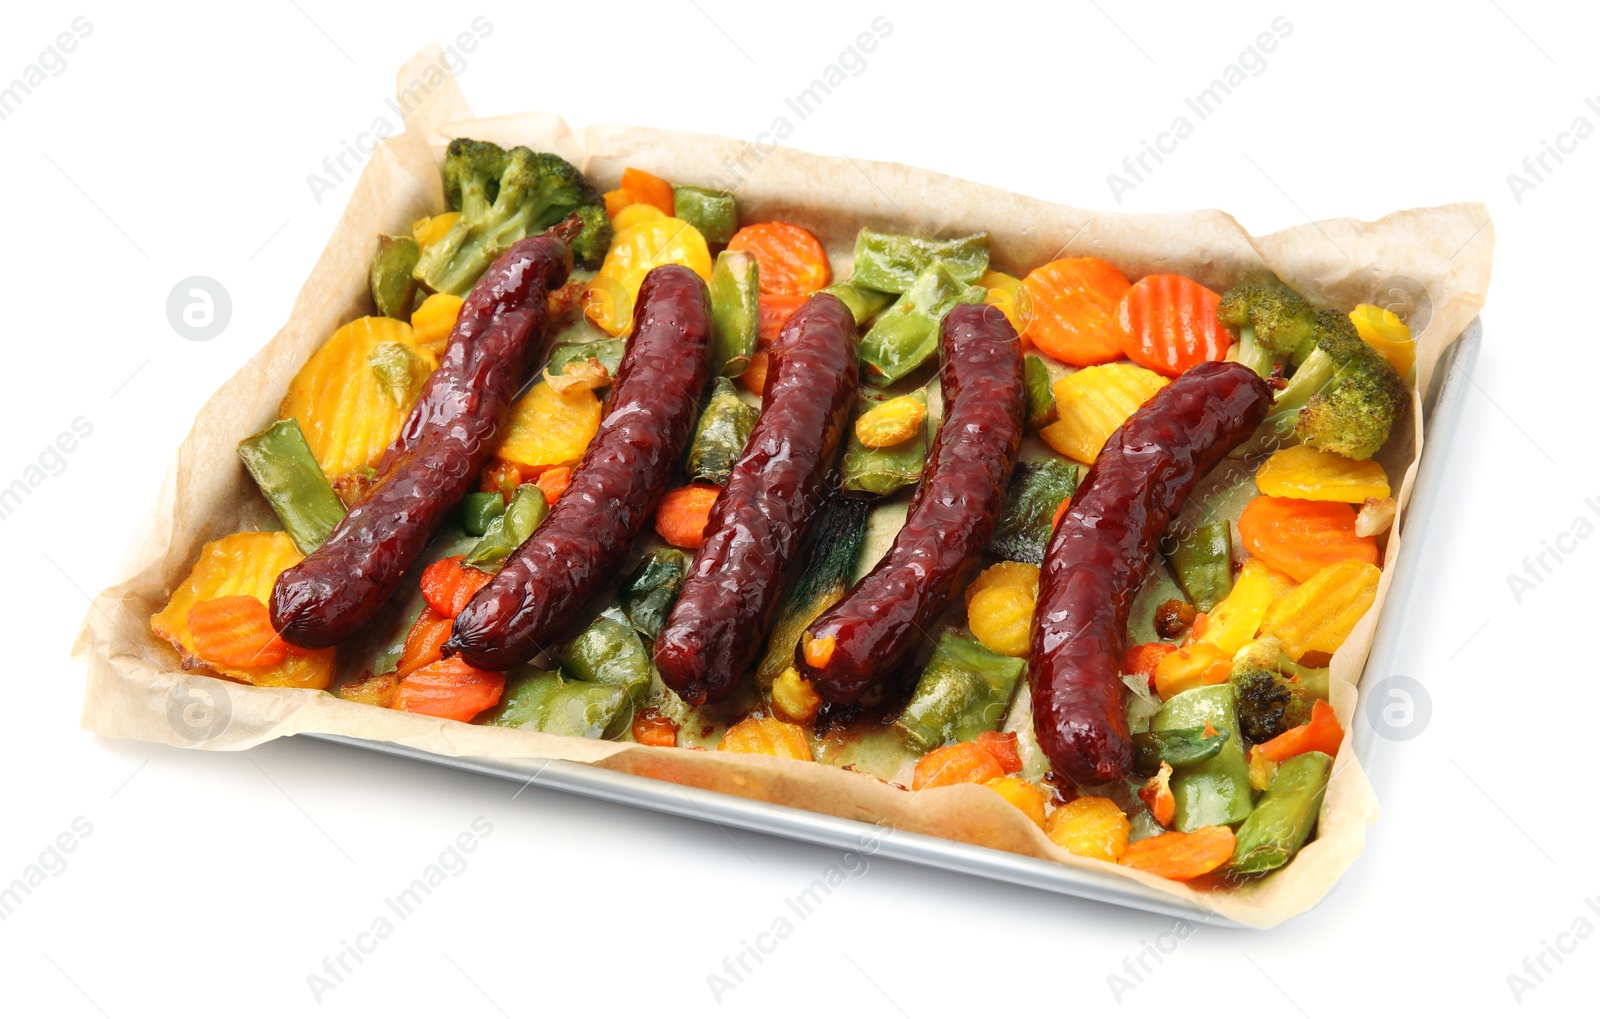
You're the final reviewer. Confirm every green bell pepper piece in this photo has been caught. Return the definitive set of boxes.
[819,279,895,326]
[236,419,347,555]
[672,185,738,246]
[859,263,985,383]
[547,338,626,378]
[1024,354,1058,432]
[687,378,758,485]
[1131,725,1230,776]
[841,387,931,496]
[481,667,634,739]
[369,234,420,319]
[1229,750,1332,875]
[1151,684,1254,831]
[1166,519,1233,612]
[465,483,548,569]
[896,631,1025,753]
[850,228,990,294]
[709,250,760,376]
[987,458,1079,565]
[460,491,504,537]
[554,608,652,702]
[618,548,691,641]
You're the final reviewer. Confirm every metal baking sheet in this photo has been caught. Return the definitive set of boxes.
[308,319,1481,926]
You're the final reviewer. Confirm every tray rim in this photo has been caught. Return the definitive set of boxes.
[307,317,1482,927]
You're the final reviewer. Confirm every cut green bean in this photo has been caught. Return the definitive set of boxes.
[1229,750,1332,875]
[859,262,985,383]
[896,631,1025,753]
[819,279,895,326]
[687,378,758,485]
[547,338,626,378]
[460,491,504,537]
[1167,519,1233,612]
[236,419,347,555]
[1131,725,1230,776]
[481,667,633,739]
[709,249,760,376]
[672,185,739,246]
[369,234,420,319]
[850,228,990,294]
[1024,353,1057,432]
[1151,685,1254,831]
[465,483,548,569]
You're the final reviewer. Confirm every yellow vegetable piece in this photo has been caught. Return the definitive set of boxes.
[968,586,1035,657]
[611,202,665,232]
[718,717,813,760]
[411,212,460,251]
[1349,303,1416,378]
[1152,642,1229,700]
[150,531,334,689]
[493,380,603,471]
[409,292,464,356]
[1256,445,1391,503]
[964,561,1041,606]
[1038,363,1167,464]
[984,776,1048,829]
[1260,560,1381,662]
[282,316,438,479]
[979,270,1033,336]
[771,666,822,725]
[1202,558,1296,655]
[338,673,399,708]
[1044,796,1130,861]
[854,394,927,448]
[583,216,713,336]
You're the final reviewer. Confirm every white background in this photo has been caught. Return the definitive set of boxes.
[2,1,1593,1015]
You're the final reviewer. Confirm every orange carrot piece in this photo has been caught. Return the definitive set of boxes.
[1117,274,1232,378]
[912,741,1005,790]
[419,555,493,618]
[740,351,770,397]
[1258,699,1345,762]
[655,483,722,549]
[976,730,1023,775]
[392,658,505,722]
[536,466,572,504]
[1237,496,1380,584]
[1051,496,1072,532]
[1119,825,1236,879]
[757,292,809,346]
[186,595,290,669]
[1021,257,1132,366]
[1138,764,1176,828]
[620,167,675,216]
[727,222,831,296]
[602,188,634,219]
[632,710,680,748]
[397,607,454,678]
[1122,641,1177,678]
[480,458,528,498]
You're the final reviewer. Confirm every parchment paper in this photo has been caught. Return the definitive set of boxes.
[76,45,1493,928]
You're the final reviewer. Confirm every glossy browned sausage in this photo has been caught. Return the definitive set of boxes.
[1030,360,1273,786]
[798,303,1025,703]
[446,265,714,670]
[271,235,570,648]
[654,293,858,705]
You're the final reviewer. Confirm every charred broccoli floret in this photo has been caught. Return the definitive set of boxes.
[1239,305,1409,460]
[416,139,611,295]
[1230,638,1329,744]
[1219,279,1320,375]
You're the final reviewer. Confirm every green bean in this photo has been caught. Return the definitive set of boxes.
[369,234,420,319]
[709,250,760,376]
[896,631,1025,753]
[672,185,739,246]
[1151,684,1254,830]
[236,419,346,554]
[1229,750,1332,875]
[859,262,984,383]
[850,228,990,294]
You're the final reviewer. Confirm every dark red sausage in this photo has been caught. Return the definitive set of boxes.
[798,302,1026,703]
[655,293,858,705]
[447,265,714,670]
[271,235,570,648]
[1030,360,1273,786]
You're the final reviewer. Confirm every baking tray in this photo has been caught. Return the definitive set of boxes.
[308,319,1481,926]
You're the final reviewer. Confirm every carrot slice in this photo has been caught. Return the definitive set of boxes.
[620,167,675,216]
[535,466,572,504]
[1117,274,1232,377]
[419,555,493,618]
[739,351,770,397]
[186,595,290,669]
[912,741,1005,790]
[1237,496,1380,584]
[1119,825,1236,879]
[727,222,831,296]
[393,658,505,722]
[655,483,722,549]
[1258,699,1345,762]
[976,730,1023,775]
[397,607,454,678]
[757,292,808,346]
[1021,257,1132,366]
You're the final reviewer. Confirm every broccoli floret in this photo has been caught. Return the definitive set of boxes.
[1219,279,1320,377]
[1230,638,1319,744]
[416,139,609,295]
[1243,308,1409,460]
[565,203,614,272]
